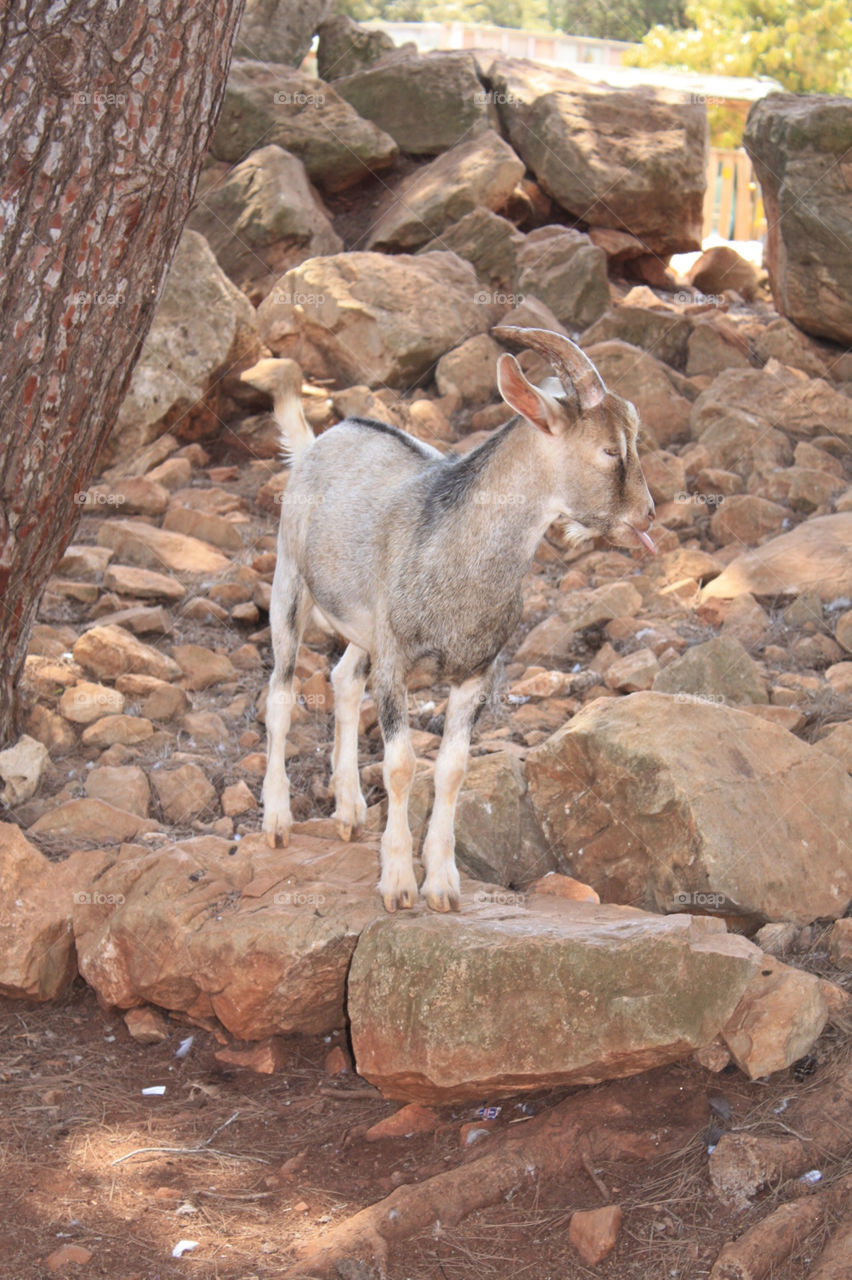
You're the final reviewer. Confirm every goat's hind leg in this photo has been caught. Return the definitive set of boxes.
[262,567,311,849]
[422,667,494,912]
[330,643,370,841]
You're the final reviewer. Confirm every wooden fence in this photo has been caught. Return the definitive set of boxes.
[703,148,765,242]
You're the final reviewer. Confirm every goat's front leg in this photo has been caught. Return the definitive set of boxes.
[261,568,310,848]
[330,643,370,841]
[422,668,494,912]
[375,675,418,912]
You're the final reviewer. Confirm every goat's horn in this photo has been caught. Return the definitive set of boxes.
[492,326,606,409]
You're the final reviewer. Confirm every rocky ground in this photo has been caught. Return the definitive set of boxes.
[3,14,852,1276]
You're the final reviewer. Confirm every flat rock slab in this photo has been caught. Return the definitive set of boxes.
[73,833,387,1037]
[700,513,852,603]
[348,899,761,1102]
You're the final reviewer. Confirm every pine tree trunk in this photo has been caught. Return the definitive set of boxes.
[0,0,246,744]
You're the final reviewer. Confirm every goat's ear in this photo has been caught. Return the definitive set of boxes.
[497,353,572,435]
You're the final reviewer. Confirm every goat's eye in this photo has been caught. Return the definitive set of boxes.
[602,447,620,458]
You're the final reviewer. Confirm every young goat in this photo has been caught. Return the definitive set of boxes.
[242,327,655,914]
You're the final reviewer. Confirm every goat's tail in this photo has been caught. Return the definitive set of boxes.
[240,357,315,463]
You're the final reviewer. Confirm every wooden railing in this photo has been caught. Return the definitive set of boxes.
[703,148,765,242]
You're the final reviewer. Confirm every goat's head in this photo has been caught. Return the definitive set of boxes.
[493,326,656,553]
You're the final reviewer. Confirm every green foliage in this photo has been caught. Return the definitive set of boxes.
[335,0,683,39]
[626,0,852,96]
[545,0,687,43]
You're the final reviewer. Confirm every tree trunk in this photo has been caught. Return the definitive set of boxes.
[0,0,246,745]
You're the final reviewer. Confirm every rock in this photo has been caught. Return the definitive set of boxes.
[651,636,767,705]
[488,58,707,255]
[102,564,186,602]
[86,765,151,819]
[171,644,237,691]
[162,505,244,551]
[81,714,154,748]
[316,12,396,81]
[28,799,159,845]
[106,231,259,465]
[687,246,759,301]
[755,317,832,378]
[124,1006,169,1043]
[221,780,257,817]
[585,341,691,447]
[215,1038,288,1074]
[212,60,397,192]
[524,692,852,922]
[366,131,524,251]
[569,1205,623,1266]
[0,823,80,999]
[816,722,852,775]
[446,752,554,886]
[513,614,578,667]
[709,494,790,546]
[45,1244,94,1271]
[235,0,332,67]
[84,475,170,516]
[152,765,218,824]
[58,681,125,725]
[559,581,643,633]
[604,648,660,692]
[419,209,525,290]
[709,1132,806,1212]
[582,303,692,370]
[693,407,793,479]
[722,956,831,1079]
[701,514,852,603]
[0,735,50,805]
[365,1102,439,1141]
[528,872,599,902]
[97,519,231,575]
[720,594,770,648]
[685,316,752,376]
[516,227,610,330]
[690,364,852,444]
[258,250,491,388]
[58,544,113,578]
[73,835,385,1037]
[640,450,686,505]
[336,51,492,155]
[189,145,342,294]
[26,705,76,756]
[73,625,182,682]
[744,94,852,345]
[435,334,501,403]
[347,901,760,1102]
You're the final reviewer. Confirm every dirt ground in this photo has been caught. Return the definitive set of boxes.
[2,959,850,1280]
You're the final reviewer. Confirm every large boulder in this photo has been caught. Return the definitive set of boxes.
[105,231,259,467]
[348,901,761,1102]
[418,209,525,291]
[366,131,524,251]
[211,60,398,192]
[700,513,852,603]
[335,51,493,155]
[316,13,396,81]
[516,227,610,331]
[585,340,691,447]
[235,0,332,67]
[257,250,493,387]
[650,636,767,705]
[73,835,386,1038]
[188,146,342,295]
[524,692,852,923]
[486,58,707,255]
[690,364,852,444]
[744,94,852,345]
[582,303,693,371]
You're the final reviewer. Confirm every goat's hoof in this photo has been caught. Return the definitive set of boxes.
[425,889,461,913]
[335,819,354,843]
[263,820,290,849]
[381,886,417,913]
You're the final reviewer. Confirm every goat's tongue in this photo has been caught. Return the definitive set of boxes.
[629,525,657,554]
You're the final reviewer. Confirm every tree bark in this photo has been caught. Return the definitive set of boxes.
[0,0,246,744]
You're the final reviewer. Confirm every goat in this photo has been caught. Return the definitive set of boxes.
[241,327,655,914]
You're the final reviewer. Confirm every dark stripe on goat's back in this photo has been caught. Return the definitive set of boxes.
[346,416,433,459]
[420,417,520,529]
